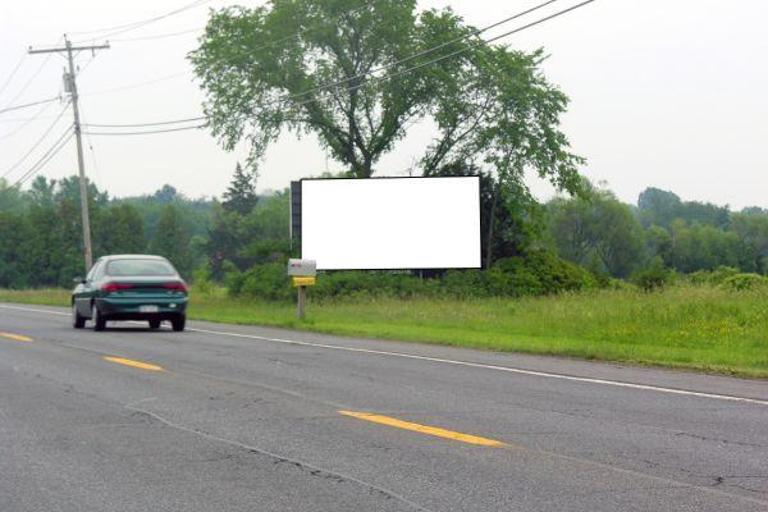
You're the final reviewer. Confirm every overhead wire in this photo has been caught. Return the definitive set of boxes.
[0,96,62,116]
[0,53,28,99]
[1,101,71,179]
[83,124,207,136]
[71,0,215,41]
[83,116,204,128]
[0,100,58,142]
[13,127,74,187]
[110,26,203,42]
[80,71,191,97]
[2,50,56,110]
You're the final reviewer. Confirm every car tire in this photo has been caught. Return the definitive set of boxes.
[148,319,161,330]
[171,314,186,332]
[72,303,85,329]
[92,303,106,331]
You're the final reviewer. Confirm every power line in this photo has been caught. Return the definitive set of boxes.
[1,101,71,179]
[80,71,191,97]
[83,124,207,136]
[13,127,74,187]
[83,116,204,128]
[2,51,56,110]
[71,0,215,41]
[0,53,28,99]
[0,96,61,116]
[111,26,203,42]
[0,100,58,142]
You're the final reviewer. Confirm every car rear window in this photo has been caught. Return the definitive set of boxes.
[106,259,176,276]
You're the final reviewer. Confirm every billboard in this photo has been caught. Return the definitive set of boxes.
[298,176,481,270]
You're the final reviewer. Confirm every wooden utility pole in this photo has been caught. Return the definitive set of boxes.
[28,35,109,272]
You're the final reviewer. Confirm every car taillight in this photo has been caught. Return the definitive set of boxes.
[164,282,188,293]
[101,282,133,293]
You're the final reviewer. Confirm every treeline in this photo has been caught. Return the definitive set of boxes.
[1,169,767,295]
[0,164,290,289]
[547,184,768,279]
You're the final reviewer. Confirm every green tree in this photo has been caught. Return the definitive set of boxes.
[0,178,26,213]
[548,184,645,278]
[97,204,146,255]
[190,1,582,195]
[151,204,192,277]
[0,212,32,287]
[223,162,258,215]
[731,211,768,274]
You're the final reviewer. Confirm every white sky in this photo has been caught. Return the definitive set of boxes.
[1,0,766,209]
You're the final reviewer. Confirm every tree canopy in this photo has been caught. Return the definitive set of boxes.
[190,0,583,198]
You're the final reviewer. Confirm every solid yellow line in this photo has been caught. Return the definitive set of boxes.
[0,332,33,342]
[103,356,164,372]
[339,411,507,447]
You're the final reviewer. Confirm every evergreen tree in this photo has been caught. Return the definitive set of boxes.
[222,162,258,215]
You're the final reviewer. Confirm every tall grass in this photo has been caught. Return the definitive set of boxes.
[2,285,766,378]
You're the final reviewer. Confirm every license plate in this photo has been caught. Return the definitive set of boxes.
[139,305,159,313]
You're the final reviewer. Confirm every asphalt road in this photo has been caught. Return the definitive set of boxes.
[1,302,767,512]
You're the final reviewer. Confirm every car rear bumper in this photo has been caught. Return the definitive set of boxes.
[96,296,188,318]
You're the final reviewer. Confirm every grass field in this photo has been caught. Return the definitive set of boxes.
[1,286,766,378]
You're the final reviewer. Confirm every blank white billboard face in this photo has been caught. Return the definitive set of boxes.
[301,177,481,270]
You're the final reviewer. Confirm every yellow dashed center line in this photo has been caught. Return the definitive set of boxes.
[0,332,33,342]
[103,356,164,372]
[339,410,507,447]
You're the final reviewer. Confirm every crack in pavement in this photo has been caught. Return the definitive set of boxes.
[674,431,768,449]
[125,406,436,512]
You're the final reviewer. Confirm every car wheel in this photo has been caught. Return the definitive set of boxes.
[148,319,161,330]
[171,314,186,332]
[92,303,106,331]
[72,303,85,329]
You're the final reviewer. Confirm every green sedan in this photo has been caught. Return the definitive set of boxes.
[72,255,188,332]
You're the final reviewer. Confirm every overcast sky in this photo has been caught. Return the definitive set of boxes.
[1,0,766,209]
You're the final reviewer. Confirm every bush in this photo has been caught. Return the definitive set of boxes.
[192,263,215,296]
[632,257,674,292]
[491,251,598,297]
[228,250,598,301]
[688,266,740,286]
[238,262,293,301]
[721,273,768,291]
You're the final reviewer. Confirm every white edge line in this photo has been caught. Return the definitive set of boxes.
[2,303,767,407]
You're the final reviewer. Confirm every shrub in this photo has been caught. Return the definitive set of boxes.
[238,262,292,301]
[721,273,768,291]
[192,263,215,296]
[229,251,598,301]
[632,257,674,292]
[492,251,598,297]
[688,266,740,286]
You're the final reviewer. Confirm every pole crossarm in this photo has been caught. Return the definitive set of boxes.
[28,43,111,54]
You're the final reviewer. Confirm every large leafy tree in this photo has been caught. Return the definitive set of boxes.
[547,183,645,278]
[190,0,583,195]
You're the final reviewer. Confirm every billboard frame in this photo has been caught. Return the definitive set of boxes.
[292,175,482,272]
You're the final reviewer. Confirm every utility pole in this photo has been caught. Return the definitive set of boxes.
[28,35,109,272]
